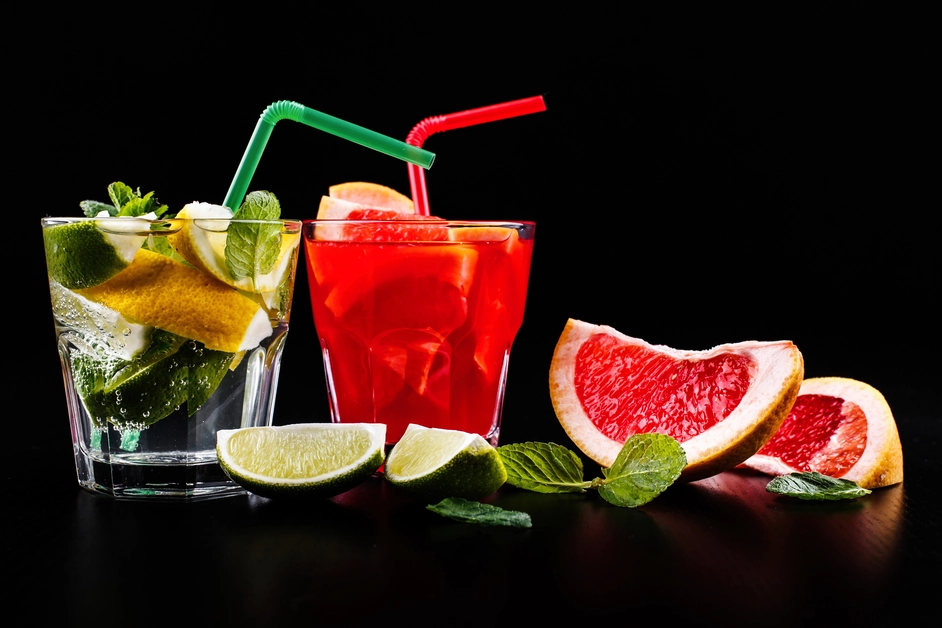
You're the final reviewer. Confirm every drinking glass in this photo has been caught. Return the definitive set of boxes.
[302,219,535,448]
[43,215,301,500]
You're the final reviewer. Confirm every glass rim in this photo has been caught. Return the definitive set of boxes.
[300,219,535,226]
[42,216,302,225]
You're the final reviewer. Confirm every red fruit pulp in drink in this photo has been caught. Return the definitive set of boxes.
[303,222,534,445]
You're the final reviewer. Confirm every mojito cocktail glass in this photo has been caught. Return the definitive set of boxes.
[43,211,301,500]
[302,219,535,447]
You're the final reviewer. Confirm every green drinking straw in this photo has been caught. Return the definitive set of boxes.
[223,100,436,210]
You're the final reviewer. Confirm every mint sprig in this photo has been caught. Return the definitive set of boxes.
[766,471,872,501]
[80,181,168,218]
[498,434,686,508]
[427,498,532,528]
[225,190,282,285]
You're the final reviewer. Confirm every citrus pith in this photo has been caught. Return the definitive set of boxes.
[550,319,804,481]
[741,377,903,488]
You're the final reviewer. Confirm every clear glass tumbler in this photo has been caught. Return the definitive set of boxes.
[43,215,301,500]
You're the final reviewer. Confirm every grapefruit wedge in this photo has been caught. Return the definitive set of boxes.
[314,182,447,241]
[328,181,414,212]
[741,377,903,488]
[550,319,804,481]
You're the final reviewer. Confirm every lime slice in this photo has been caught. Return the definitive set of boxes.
[43,218,149,289]
[49,279,153,361]
[384,424,508,503]
[169,202,299,295]
[216,423,386,499]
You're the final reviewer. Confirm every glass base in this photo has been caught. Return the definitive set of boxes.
[74,446,245,501]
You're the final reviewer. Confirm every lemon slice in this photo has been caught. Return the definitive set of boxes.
[78,249,272,353]
[217,423,386,499]
[43,217,150,289]
[168,202,299,294]
[49,279,153,361]
[384,424,508,503]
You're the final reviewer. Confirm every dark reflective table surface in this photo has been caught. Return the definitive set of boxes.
[5,402,936,626]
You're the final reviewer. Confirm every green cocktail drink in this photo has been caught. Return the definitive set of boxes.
[43,183,301,500]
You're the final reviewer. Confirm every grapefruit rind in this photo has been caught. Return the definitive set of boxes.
[549,319,804,482]
[741,377,903,489]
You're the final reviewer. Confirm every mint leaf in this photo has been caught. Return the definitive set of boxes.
[498,442,592,493]
[766,471,872,501]
[427,498,532,528]
[597,434,686,507]
[108,182,137,212]
[225,190,282,283]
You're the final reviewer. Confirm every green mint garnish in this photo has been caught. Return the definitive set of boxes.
[597,434,686,507]
[498,442,592,493]
[225,190,282,284]
[766,471,872,501]
[498,433,686,508]
[427,498,532,528]
[80,181,168,218]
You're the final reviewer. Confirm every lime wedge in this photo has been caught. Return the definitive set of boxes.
[384,424,508,503]
[216,423,386,499]
[44,218,149,289]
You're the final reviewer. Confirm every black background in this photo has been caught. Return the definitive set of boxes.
[16,8,935,476]
[7,5,939,626]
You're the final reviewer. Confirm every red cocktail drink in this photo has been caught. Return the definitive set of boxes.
[302,220,535,446]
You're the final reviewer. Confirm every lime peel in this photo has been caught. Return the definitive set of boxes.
[384,424,508,503]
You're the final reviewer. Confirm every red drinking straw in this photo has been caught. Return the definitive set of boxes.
[406,95,547,215]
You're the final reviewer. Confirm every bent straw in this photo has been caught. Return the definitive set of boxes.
[405,95,546,215]
[224,100,436,211]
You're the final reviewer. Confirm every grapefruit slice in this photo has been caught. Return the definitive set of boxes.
[314,182,449,242]
[741,377,903,488]
[328,181,414,212]
[549,319,804,481]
